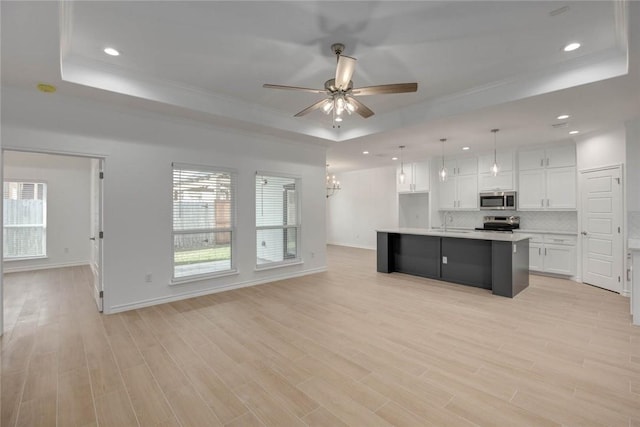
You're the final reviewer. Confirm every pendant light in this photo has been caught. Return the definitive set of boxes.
[398,145,406,184]
[490,129,499,176]
[439,138,448,182]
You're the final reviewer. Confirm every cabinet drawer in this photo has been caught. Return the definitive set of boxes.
[544,235,577,245]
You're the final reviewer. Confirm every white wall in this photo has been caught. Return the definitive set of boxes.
[576,126,626,171]
[326,166,398,249]
[626,118,640,217]
[1,86,327,313]
[3,151,91,272]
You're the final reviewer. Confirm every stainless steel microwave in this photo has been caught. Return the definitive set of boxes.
[479,191,517,210]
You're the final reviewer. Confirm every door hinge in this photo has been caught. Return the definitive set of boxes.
[99,171,104,179]
[618,226,621,233]
[99,231,104,239]
[99,290,104,298]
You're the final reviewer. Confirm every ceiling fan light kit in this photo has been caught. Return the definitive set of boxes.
[263,43,418,128]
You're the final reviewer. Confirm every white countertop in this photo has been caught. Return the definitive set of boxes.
[629,238,640,251]
[377,228,534,242]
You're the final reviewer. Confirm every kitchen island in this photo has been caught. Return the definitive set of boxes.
[377,228,532,297]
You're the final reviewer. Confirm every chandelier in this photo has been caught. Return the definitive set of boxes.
[326,164,341,198]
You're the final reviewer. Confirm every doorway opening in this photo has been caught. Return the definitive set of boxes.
[1,150,104,335]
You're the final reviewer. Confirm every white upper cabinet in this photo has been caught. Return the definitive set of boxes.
[478,149,515,191]
[443,157,477,176]
[437,156,478,210]
[479,171,514,192]
[518,145,575,171]
[517,143,576,210]
[397,161,429,193]
[479,150,514,173]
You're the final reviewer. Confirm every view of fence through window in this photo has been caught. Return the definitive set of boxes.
[3,181,47,258]
[255,174,299,266]
[172,165,235,279]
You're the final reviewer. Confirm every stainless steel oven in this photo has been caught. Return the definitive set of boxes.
[479,191,516,210]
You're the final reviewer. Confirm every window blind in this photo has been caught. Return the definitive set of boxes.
[3,181,47,258]
[255,173,300,267]
[172,164,236,279]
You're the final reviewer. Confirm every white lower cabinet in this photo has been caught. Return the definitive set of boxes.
[528,234,577,276]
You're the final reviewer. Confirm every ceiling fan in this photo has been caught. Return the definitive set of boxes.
[263,43,418,127]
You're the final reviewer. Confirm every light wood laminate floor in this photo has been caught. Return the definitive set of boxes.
[2,245,640,426]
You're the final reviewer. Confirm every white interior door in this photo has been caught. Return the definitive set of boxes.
[580,167,623,293]
[90,159,104,311]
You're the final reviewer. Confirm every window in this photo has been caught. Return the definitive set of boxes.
[255,173,300,267]
[3,181,47,259]
[172,164,236,281]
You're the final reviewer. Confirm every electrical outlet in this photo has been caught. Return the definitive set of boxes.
[145,273,152,283]
[261,241,266,247]
[442,256,448,264]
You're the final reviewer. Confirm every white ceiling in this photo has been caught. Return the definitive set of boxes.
[1,1,639,173]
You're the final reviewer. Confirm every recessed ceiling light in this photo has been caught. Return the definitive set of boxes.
[563,42,581,52]
[104,47,120,56]
[462,147,470,151]
[392,157,398,161]
[557,114,570,120]
[569,130,579,135]
[362,151,369,155]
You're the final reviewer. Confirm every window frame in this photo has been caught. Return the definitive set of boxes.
[170,163,238,284]
[3,180,48,261]
[255,171,302,270]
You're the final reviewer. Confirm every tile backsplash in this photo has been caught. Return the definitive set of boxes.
[629,211,640,238]
[444,210,577,232]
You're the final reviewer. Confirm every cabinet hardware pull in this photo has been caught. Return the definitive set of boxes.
[544,248,547,256]
[541,199,544,207]
[538,247,541,255]
[546,158,549,167]
[546,199,550,207]
[540,159,543,167]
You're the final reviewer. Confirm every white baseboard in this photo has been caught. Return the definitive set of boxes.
[107,266,327,314]
[3,260,90,273]
[327,242,375,250]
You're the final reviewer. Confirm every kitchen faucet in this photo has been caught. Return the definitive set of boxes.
[443,211,452,232]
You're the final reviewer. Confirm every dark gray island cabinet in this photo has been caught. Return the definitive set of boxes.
[377,228,531,297]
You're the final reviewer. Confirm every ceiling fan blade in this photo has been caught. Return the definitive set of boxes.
[294,98,331,117]
[347,97,374,118]
[263,84,326,94]
[352,83,418,96]
[335,55,356,90]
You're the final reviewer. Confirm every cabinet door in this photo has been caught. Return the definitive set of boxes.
[456,157,478,176]
[412,161,430,192]
[518,169,546,209]
[479,171,514,191]
[397,164,413,193]
[529,243,544,271]
[546,167,576,209]
[518,148,545,171]
[546,145,576,168]
[456,174,478,209]
[544,244,576,275]
[479,150,514,173]
[443,158,458,176]
[438,177,457,210]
